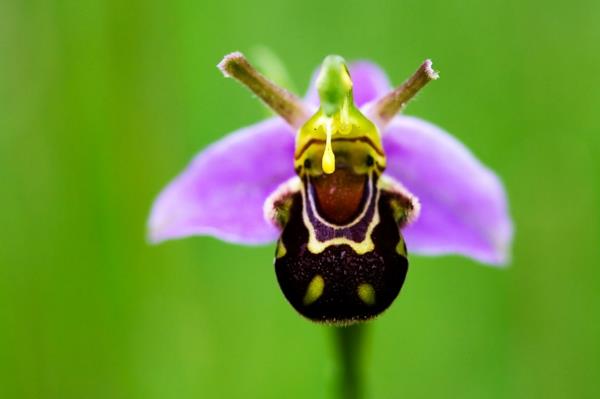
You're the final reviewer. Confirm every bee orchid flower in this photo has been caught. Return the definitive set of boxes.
[148,52,513,324]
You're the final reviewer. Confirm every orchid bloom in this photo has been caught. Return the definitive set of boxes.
[148,53,513,324]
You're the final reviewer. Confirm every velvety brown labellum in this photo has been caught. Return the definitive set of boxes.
[275,191,408,325]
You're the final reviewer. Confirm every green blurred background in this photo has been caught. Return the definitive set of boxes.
[1,0,599,398]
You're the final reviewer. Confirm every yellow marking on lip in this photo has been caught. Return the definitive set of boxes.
[276,240,287,258]
[300,172,380,255]
[395,235,407,257]
[357,283,376,305]
[303,275,325,305]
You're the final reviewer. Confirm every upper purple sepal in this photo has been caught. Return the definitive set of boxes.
[148,118,295,244]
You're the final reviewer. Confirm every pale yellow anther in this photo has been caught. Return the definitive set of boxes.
[341,69,353,91]
[322,119,336,174]
[338,99,352,134]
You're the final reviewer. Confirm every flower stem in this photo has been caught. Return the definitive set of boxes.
[218,52,311,129]
[332,324,368,399]
[367,59,439,126]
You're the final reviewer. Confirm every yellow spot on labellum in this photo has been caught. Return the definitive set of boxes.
[276,240,287,258]
[357,283,376,305]
[395,238,407,257]
[303,275,325,305]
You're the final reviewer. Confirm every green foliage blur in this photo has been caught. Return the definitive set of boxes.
[1,0,599,398]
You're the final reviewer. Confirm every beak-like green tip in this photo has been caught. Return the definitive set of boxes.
[316,55,353,116]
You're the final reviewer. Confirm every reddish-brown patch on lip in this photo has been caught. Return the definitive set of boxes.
[311,169,367,225]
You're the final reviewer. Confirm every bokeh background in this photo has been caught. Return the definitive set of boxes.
[2,0,599,398]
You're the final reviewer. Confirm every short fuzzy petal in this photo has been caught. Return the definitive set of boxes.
[305,61,392,107]
[382,116,513,265]
[149,118,295,244]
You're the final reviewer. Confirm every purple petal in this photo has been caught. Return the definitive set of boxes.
[305,61,392,107]
[149,118,295,244]
[382,116,513,265]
